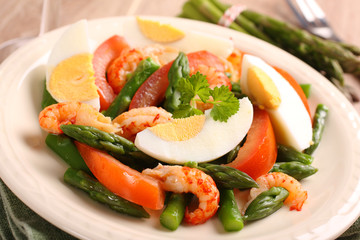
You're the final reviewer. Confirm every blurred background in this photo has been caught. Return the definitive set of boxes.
[1,0,358,46]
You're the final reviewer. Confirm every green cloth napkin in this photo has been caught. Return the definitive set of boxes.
[0,180,77,240]
[1,178,359,239]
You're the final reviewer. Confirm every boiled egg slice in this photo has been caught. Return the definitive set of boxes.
[136,17,185,43]
[135,98,253,164]
[240,54,312,151]
[46,20,100,110]
[124,17,234,59]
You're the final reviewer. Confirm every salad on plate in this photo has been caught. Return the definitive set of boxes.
[37,17,327,232]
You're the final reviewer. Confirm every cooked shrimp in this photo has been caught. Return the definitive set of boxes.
[191,64,232,90]
[249,172,307,211]
[112,106,172,141]
[194,99,214,112]
[142,164,220,225]
[107,45,178,93]
[225,48,244,82]
[39,101,120,134]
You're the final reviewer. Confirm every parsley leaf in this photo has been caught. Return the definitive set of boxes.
[189,72,210,102]
[172,104,203,119]
[177,72,210,104]
[210,86,240,122]
[172,72,240,122]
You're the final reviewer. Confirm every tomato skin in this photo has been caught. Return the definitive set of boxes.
[226,48,245,80]
[226,107,277,180]
[75,142,165,210]
[129,61,172,109]
[93,35,130,111]
[129,50,226,109]
[273,66,311,118]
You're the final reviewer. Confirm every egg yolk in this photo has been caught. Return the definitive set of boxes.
[136,17,185,43]
[49,53,99,101]
[149,114,206,141]
[247,66,281,109]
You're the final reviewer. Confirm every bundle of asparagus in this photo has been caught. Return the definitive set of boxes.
[179,0,360,101]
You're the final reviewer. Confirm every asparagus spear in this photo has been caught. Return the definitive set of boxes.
[304,104,329,155]
[239,11,346,86]
[164,52,190,113]
[223,142,241,163]
[103,57,160,119]
[338,41,360,56]
[277,144,314,165]
[241,10,360,76]
[300,83,311,98]
[60,124,159,171]
[184,162,258,189]
[240,11,358,100]
[209,0,273,43]
[60,124,138,155]
[270,161,318,180]
[197,163,258,189]
[160,193,187,230]
[293,47,345,86]
[244,187,289,221]
[218,189,244,232]
[64,168,150,218]
[180,1,211,22]
[46,134,91,174]
[188,0,248,33]
[41,79,57,109]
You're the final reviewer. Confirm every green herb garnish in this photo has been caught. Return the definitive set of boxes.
[172,72,239,122]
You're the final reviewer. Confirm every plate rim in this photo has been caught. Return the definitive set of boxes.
[1,15,360,240]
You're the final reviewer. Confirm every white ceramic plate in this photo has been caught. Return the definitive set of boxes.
[1,16,360,240]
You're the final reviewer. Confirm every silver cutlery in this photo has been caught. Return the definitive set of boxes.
[286,0,341,41]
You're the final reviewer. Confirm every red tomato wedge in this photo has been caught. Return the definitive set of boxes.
[75,142,165,210]
[226,48,245,79]
[93,35,130,111]
[129,50,226,109]
[129,61,172,109]
[226,106,277,180]
[273,66,311,118]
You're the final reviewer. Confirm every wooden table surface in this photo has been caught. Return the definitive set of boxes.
[1,0,359,113]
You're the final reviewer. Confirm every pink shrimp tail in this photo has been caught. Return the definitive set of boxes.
[254,172,308,211]
[288,191,308,211]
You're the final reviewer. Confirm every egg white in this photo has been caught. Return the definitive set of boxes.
[167,30,234,59]
[135,97,253,164]
[46,20,100,110]
[240,54,312,151]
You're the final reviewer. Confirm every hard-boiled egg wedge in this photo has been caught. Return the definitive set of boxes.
[135,98,253,164]
[136,17,185,43]
[125,18,234,59]
[46,20,100,110]
[240,54,312,151]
